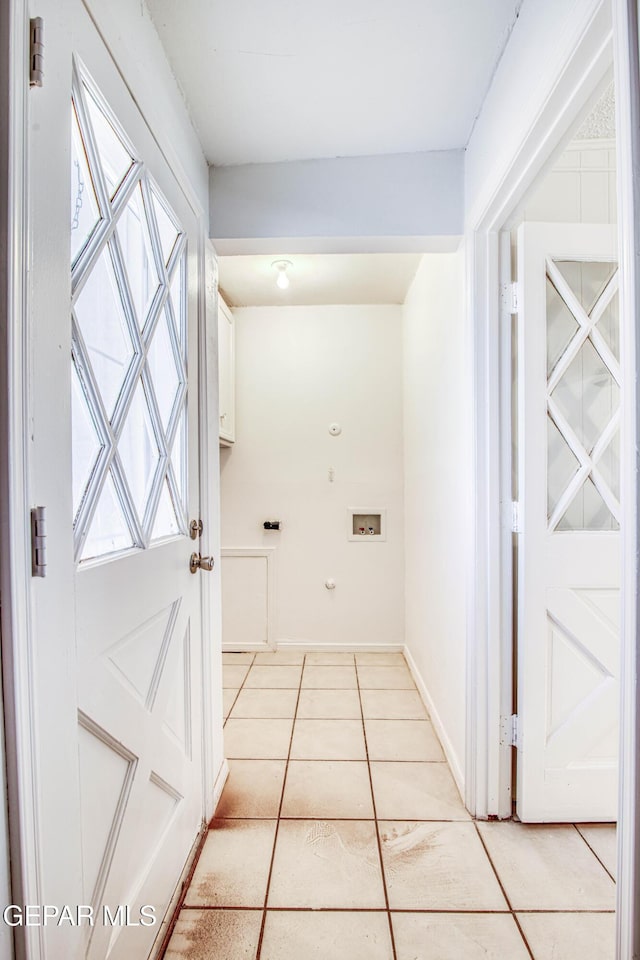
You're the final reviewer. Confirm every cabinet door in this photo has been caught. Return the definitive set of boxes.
[218,295,235,444]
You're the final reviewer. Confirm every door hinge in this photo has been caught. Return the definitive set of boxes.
[511,501,523,534]
[511,714,520,749]
[511,281,519,313]
[29,18,44,88]
[30,506,47,578]
[501,714,520,748]
[500,281,518,315]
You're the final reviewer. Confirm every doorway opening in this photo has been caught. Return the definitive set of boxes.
[508,79,620,824]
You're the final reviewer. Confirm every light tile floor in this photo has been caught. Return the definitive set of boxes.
[163,652,616,960]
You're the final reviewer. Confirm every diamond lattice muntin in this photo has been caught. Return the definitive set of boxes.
[70,63,187,562]
[546,258,620,532]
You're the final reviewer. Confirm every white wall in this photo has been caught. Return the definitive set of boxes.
[403,251,468,788]
[220,304,405,649]
[210,150,463,252]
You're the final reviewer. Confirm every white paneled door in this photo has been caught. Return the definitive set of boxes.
[516,222,620,822]
[28,2,208,957]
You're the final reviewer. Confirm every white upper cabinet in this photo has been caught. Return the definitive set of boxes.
[218,293,235,444]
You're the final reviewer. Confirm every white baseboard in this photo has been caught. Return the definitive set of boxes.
[221,643,275,652]
[223,640,404,654]
[403,644,465,797]
[276,640,405,653]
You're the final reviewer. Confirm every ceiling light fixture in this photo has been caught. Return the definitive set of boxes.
[272,259,292,290]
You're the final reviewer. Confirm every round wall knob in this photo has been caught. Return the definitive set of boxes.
[328,423,342,436]
[325,578,336,590]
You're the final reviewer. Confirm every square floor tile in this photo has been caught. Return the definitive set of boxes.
[222,653,255,665]
[297,689,362,719]
[357,666,415,689]
[301,665,358,689]
[224,718,293,759]
[261,910,393,959]
[164,908,262,960]
[305,651,355,665]
[229,688,298,719]
[392,913,530,960]
[223,664,251,688]
[244,665,302,688]
[223,688,239,720]
[281,760,374,818]
[184,819,276,906]
[517,912,616,960]
[361,689,427,720]
[268,819,385,908]
[253,650,305,665]
[355,652,406,666]
[477,821,616,910]
[577,823,617,879]
[371,762,469,820]
[379,821,507,910]
[365,719,444,761]
[215,759,286,818]
[290,719,367,760]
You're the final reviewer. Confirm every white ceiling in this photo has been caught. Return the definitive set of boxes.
[147,0,523,166]
[218,253,422,307]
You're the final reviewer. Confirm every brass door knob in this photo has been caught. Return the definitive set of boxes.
[190,552,214,574]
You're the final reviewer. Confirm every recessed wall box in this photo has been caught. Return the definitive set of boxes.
[347,509,386,541]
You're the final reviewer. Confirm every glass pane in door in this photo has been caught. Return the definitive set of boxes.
[70,64,188,562]
[70,102,101,264]
[117,183,161,330]
[547,258,620,532]
[73,244,135,418]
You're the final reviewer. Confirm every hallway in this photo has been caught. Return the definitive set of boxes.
[163,652,616,960]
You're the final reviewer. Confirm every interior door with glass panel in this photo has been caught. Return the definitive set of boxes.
[516,222,620,822]
[28,2,206,957]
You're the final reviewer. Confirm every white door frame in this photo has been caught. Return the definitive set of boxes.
[465,0,639,953]
[0,2,219,957]
[2,5,42,958]
[611,2,640,956]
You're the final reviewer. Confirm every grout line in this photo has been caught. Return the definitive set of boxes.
[211,815,470,823]
[472,823,536,960]
[222,688,242,725]
[572,823,617,883]
[222,653,256,726]
[178,903,617,914]
[510,912,538,960]
[354,659,398,960]
[224,756,446,764]
[253,654,305,960]
[472,823,516,912]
